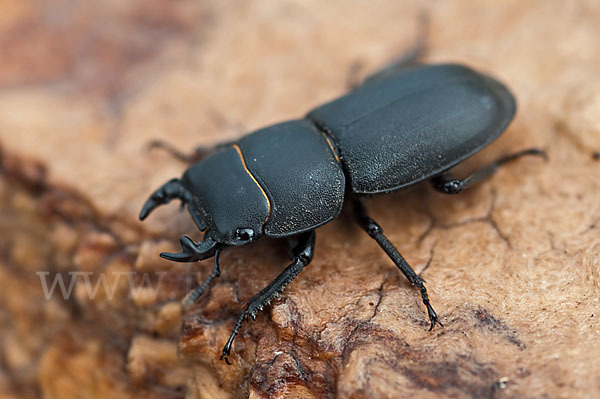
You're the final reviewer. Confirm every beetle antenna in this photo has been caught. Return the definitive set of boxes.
[139,178,191,220]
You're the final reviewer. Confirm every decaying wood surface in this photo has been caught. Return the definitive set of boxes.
[1,1,599,398]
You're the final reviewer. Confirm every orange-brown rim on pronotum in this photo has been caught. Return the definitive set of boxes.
[232,144,271,225]
[321,132,341,164]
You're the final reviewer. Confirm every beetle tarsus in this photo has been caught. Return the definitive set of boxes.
[220,230,315,364]
[352,199,443,330]
[420,284,443,330]
[139,178,191,220]
[220,310,246,365]
[426,301,443,331]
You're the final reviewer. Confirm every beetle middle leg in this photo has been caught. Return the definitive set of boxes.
[352,199,443,331]
[220,230,315,364]
[181,246,223,308]
[431,148,547,194]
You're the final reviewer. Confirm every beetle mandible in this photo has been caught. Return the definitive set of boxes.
[139,61,545,364]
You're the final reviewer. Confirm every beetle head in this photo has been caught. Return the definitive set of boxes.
[156,221,259,264]
[140,146,270,260]
[181,147,269,248]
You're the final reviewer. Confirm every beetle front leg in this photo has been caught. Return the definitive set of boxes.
[352,199,442,331]
[220,230,315,364]
[431,148,547,194]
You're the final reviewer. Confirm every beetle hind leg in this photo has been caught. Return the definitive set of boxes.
[357,12,429,88]
[352,199,443,331]
[431,148,547,194]
[220,230,315,364]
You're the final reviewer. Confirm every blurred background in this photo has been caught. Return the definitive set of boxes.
[0,1,599,398]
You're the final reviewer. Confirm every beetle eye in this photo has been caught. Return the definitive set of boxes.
[235,228,254,242]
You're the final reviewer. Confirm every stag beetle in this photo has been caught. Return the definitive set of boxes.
[139,61,545,364]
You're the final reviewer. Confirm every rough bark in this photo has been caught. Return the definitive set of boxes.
[1,1,599,398]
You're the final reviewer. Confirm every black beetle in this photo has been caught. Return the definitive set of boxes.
[140,62,544,364]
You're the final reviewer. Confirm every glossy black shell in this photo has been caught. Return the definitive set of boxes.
[182,63,516,238]
[236,119,345,237]
[308,64,516,194]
